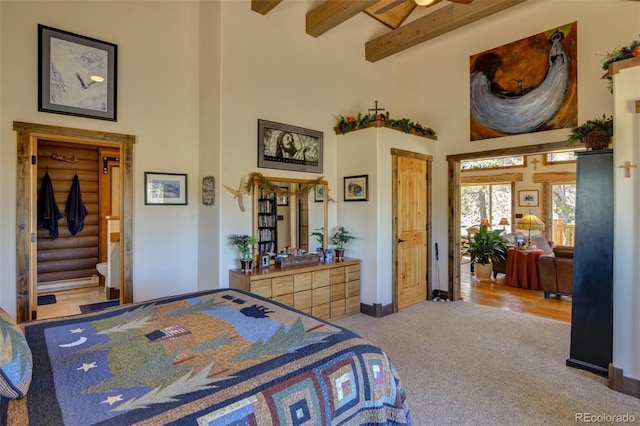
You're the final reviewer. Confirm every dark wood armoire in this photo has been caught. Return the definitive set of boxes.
[566,149,613,377]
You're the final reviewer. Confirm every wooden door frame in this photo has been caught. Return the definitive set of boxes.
[14,121,135,322]
[446,140,576,301]
[391,148,432,312]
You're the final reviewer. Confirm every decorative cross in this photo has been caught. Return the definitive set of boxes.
[368,100,386,116]
[530,158,540,170]
[619,161,637,178]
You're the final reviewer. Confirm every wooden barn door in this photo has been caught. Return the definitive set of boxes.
[36,142,100,290]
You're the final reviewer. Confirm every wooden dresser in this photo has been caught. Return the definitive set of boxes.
[229,259,360,320]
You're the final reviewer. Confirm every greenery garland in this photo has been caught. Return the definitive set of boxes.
[600,37,640,93]
[245,172,325,198]
[336,111,436,137]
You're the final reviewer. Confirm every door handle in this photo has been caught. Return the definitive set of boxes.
[397,238,406,243]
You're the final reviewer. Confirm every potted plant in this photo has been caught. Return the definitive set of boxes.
[567,114,613,150]
[229,234,258,272]
[462,225,508,280]
[310,227,325,252]
[330,226,356,261]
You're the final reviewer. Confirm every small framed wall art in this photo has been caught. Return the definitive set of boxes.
[257,119,323,173]
[145,172,187,205]
[518,190,539,207]
[38,25,117,121]
[344,175,368,202]
[314,185,324,203]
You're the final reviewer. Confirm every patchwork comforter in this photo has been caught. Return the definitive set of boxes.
[2,289,410,425]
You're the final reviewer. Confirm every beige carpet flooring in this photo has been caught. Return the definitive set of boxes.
[333,300,640,425]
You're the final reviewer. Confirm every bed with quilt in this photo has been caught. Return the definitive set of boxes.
[0,288,410,425]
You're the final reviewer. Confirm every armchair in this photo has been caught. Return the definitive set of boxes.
[538,245,574,298]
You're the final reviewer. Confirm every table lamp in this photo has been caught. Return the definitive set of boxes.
[499,217,510,230]
[517,210,545,248]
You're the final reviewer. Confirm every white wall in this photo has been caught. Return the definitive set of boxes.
[0,0,638,333]
[337,127,436,306]
[612,65,640,381]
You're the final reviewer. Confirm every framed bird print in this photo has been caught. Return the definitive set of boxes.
[38,25,117,121]
[145,172,187,205]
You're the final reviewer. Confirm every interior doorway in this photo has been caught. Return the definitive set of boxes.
[14,122,135,322]
[447,140,578,302]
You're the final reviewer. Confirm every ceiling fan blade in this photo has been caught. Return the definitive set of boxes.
[375,0,408,15]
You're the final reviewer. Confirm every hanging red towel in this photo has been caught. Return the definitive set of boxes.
[65,174,89,236]
[37,171,63,239]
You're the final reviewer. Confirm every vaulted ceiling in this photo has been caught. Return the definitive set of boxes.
[251,0,528,62]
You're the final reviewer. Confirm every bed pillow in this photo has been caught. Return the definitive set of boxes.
[0,308,32,399]
[531,234,553,254]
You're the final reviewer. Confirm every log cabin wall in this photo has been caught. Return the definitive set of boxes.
[37,141,100,287]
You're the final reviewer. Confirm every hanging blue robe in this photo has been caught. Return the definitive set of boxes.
[37,172,63,239]
[65,174,89,236]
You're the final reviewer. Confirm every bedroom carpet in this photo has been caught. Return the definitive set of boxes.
[333,300,640,426]
[79,299,120,313]
[37,294,56,306]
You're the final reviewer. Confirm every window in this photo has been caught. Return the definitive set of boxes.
[544,151,577,165]
[461,184,512,233]
[461,156,525,171]
[550,183,576,246]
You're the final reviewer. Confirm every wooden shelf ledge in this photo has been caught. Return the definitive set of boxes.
[334,121,437,140]
[608,56,640,76]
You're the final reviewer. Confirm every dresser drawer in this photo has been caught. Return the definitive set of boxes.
[330,299,346,318]
[346,264,360,282]
[273,293,294,307]
[346,296,360,315]
[312,303,330,320]
[313,286,330,305]
[294,272,312,292]
[251,279,272,299]
[346,280,360,297]
[272,276,294,297]
[312,270,330,288]
[294,289,312,310]
[331,283,346,301]
[330,267,345,284]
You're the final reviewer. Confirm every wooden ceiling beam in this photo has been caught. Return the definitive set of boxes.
[251,0,284,15]
[365,0,527,62]
[306,0,379,38]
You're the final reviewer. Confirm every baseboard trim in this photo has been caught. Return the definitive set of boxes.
[609,364,640,399]
[360,302,394,318]
[566,357,608,378]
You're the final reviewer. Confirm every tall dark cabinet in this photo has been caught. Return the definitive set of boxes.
[566,149,613,377]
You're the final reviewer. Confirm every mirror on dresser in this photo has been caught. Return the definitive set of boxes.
[250,174,328,256]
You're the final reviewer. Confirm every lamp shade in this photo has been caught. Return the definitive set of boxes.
[499,217,510,226]
[480,218,490,226]
[517,211,545,231]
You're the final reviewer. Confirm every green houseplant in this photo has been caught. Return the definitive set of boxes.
[229,234,258,272]
[330,226,356,260]
[310,227,325,251]
[567,114,613,150]
[463,225,508,280]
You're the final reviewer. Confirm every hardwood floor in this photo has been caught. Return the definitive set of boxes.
[37,286,108,320]
[460,259,571,323]
[34,262,571,323]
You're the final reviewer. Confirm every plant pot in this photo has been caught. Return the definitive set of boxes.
[474,262,493,281]
[335,248,345,261]
[584,131,611,150]
[240,259,253,273]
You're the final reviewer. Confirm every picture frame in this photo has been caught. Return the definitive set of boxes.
[344,175,368,202]
[38,25,117,121]
[518,190,539,207]
[261,254,270,269]
[277,187,288,206]
[145,172,187,205]
[257,119,323,173]
[314,185,325,203]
